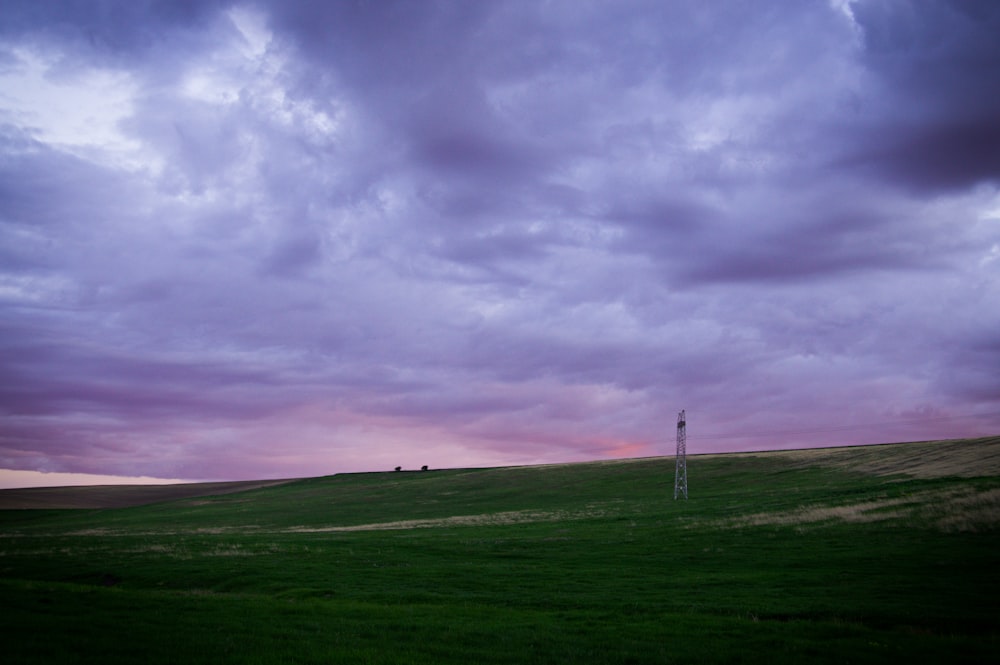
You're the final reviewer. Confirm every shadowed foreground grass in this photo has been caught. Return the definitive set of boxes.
[2,438,999,663]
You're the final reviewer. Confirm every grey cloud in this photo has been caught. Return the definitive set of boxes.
[845,116,1000,193]
[607,186,933,286]
[0,0,230,62]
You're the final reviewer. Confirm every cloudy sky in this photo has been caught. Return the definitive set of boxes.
[1,0,999,486]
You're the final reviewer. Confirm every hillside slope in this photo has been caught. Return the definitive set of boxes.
[0,478,295,510]
[1,435,998,664]
[1,436,997,511]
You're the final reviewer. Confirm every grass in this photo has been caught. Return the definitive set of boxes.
[0,478,296,510]
[2,437,999,663]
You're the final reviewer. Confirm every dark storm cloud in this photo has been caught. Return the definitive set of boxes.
[845,0,1000,192]
[0,0,998,483]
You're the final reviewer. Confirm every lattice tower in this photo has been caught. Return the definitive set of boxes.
[674,409,688,500]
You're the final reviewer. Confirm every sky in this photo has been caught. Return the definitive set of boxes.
[1,0,999,488]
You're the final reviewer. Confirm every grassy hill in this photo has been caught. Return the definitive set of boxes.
[0,478,297,510]
[2,437,998,663]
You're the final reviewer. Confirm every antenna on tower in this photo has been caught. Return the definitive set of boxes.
[674,409,688,500]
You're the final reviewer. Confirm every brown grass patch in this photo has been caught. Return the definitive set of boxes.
[717,486,1000,532]
[725,497,913,529]
[932,488,1000,533]
[752,436,1000,479]
[287,506,616,533]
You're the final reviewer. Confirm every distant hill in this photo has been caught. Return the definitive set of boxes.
[1,436,997,510]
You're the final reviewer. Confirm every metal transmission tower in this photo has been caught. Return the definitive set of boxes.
[674,409,688,500]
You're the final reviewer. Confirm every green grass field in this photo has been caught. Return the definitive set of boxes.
[2,437,999,663]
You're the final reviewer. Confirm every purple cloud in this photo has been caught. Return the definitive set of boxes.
[0,0,998,484]
[842,0,1000,192]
